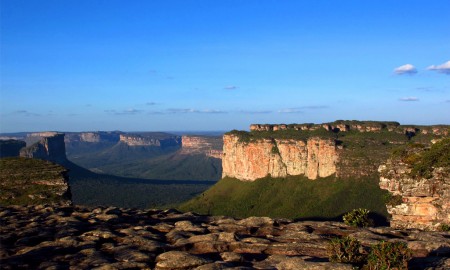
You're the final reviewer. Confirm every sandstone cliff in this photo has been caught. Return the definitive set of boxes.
[181,135,223,159]
[119,134,181,147]
[222,134,338,180]
[20,133,67,163]
[379,139,450,230]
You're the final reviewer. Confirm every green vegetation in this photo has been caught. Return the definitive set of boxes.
[227,128,335,143]
[65,160,214,209]
[328,237,365,265]
[440,224,450,232]
[179,176,389,220]
[328,238,412,269]
[343,208,372,227]
[390,138,450,179]
[366,241,411,270]
[92,153,221,181]
[0,157,69,205]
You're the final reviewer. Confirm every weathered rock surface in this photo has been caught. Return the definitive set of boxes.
[1,205,449,269]
[181,136,223,159]
[379,155,450,231]
[222,135,338,180]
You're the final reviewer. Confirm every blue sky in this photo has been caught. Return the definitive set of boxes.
[1,0,449,132]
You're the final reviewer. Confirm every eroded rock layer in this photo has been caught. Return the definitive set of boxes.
[222,135,338,180]
[181,136,223,159]
[1,205,449,269]
[379,141,450,231]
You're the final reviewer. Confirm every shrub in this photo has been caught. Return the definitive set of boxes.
[343,208,372,227]
[384,194,403,207]
[328,236,365,265]
[366,241,411,270]
[440,224,450,232]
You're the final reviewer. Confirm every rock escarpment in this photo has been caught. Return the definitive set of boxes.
[65,131,122,143]
[379,139,450,230]
[0,158,71,206]
[20,133,67,163]
[119,134,181,147]
[222,134,338,180]
[181,136,223,159]
[1,204,449,269]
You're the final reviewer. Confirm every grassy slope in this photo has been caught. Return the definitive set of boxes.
[0,157,69,205]
[179,175,389,220]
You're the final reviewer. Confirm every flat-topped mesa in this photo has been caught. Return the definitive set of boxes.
[20,133,67,163]
[181,136,223,158]
[119,134,181,147]
[65,131,122,143]
[250,121,449,136]
[222,134,338,181]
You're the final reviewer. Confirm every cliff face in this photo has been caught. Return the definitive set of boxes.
[378,140,450,231]
[181,136,223,158]
[222,135,338,180]
[119,134,181,147]
[20,133,67,163]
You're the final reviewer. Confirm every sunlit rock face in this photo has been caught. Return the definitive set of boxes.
[222,134,338,181]
[379,151,450,231]
[119,134,181,147]
[180,136,223,158]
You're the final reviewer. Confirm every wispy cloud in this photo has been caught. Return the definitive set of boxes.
[12,110,41,117]
[105,108,144,115]
[278,108,304,113]
[427,60,450,75]
[167,108,227,114]
[278,105,329,114]
[224,86,238,90]
[146,102,158,106]
[394,64,417,75]
[238,110,272,114]
[399,97,419,102]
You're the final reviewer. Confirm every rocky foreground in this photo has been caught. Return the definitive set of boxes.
[1,205,449,270]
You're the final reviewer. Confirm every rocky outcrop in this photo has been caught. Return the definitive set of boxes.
[181,136,223,158]
[1,205,449,269]
[0,140,26,157]
[0,158,71,206]
[119,134,181,147]
[222,134,338,180]
[249,121,449,136]
[65,132,122,143]
[379,141,450,231]
[20,133,67,163]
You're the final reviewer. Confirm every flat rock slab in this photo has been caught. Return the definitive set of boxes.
[1,204,449,269]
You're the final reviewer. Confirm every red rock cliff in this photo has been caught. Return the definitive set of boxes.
[222,134,338,180]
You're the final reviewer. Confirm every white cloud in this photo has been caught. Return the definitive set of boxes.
[105,109,144,115]
[278,108,304,113]
[12,110,41,117]
[238,110,272,114]
[399,97,419,102]
[278,105,329,113]
[427,60,450,74]
[167,108,227,114]
[394,64,417,75]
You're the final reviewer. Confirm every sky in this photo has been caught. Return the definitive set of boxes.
[1,0,449,132]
